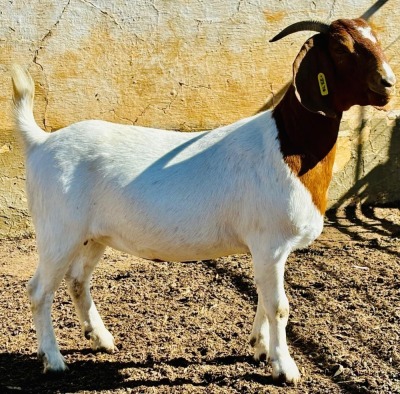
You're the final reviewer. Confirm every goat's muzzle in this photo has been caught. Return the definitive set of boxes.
[367,63,396,106]
[367,87,394,107]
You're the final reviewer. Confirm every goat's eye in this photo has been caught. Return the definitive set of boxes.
[334,45,351,55]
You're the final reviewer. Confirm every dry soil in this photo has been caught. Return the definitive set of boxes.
[0,204,399,393]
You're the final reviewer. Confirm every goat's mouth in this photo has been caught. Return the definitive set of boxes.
[367,87,392,106]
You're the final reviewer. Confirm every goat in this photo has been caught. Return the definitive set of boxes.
[11,18,395,384]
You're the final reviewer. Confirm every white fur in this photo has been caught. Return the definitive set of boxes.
[357,26,377,43]
[13,67,323,384]
[382,61,396,86]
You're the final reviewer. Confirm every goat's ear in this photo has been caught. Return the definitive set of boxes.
[293,34,337,118]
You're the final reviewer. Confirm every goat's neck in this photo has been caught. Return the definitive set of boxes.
[272,85,342,214]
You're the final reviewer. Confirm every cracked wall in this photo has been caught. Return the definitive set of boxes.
[1,0,400,237]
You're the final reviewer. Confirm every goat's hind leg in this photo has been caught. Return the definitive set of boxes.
[65,240,115,353]
[28,247,75,373]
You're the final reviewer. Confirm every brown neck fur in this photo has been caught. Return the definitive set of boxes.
[273,85,342,214]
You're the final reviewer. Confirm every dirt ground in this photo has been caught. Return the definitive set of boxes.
[0,203,399,394]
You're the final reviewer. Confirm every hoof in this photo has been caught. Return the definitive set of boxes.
[38,351,68,374]
[249,334,269,363]
[86,329,115,353]
[271,357,301,385]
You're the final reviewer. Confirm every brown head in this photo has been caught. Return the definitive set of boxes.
[271,18,396,118]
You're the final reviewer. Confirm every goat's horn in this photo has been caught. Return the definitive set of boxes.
[269,20,330,42]
[361,0,388,21]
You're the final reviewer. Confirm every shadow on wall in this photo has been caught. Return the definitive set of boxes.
[327,114,400,242]
[337,114,400,207]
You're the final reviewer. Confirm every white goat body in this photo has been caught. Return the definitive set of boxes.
[11,16,395,385]
[26,116,321,262]
[13,66,318,382]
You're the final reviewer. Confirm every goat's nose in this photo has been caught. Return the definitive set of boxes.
[381,62,396,88]
[381,76,395,88]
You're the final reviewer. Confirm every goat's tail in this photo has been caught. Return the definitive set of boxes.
[11,65,47,151]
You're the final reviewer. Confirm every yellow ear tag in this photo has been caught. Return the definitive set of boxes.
[318,72,329,96]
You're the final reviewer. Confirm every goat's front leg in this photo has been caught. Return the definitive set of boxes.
[251,245,300,385]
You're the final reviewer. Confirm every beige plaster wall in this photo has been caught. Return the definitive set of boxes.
[1,0,399,237]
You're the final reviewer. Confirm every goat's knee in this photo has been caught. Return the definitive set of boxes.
[27,275,51,313]
[27,276,39,308]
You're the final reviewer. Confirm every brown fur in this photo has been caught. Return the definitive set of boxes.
[273,84,340,214]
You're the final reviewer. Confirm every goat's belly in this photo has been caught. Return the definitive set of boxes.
[95,230,250,262]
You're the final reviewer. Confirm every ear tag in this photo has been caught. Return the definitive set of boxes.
[318,73,329,96]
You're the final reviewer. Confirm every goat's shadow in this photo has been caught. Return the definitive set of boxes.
[0,351,271,393]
